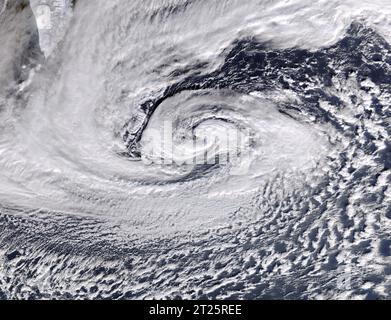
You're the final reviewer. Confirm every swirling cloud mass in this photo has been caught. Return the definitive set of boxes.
[0,0,390,299]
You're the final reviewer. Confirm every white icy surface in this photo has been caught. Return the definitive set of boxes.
[30,0,72,56]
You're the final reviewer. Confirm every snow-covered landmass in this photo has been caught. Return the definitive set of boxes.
[30,0,72,56]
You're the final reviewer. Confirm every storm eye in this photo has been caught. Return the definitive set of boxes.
[129,89,328,185]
